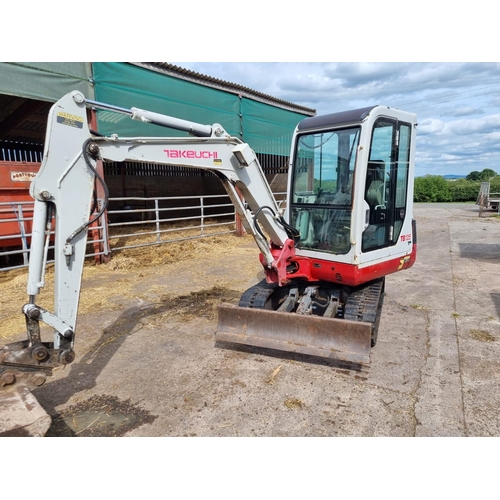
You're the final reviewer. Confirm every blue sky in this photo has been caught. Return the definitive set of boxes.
[172,62,500,178]
[13,3,498,180]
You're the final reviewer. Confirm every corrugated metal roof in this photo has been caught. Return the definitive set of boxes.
[132,63,317,117]
[0,62,317,147]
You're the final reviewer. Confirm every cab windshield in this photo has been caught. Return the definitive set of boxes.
[290,126,360,254]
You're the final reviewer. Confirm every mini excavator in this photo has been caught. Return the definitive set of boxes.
[0,91,417,435]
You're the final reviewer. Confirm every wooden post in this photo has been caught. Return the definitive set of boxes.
[88,108,110,263]
[235,187,245,237]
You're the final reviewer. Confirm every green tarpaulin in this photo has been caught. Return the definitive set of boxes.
[0,62,93,102]
[0,62,312,156]
[92,62,310,155]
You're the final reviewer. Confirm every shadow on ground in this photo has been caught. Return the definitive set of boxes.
[34,286,242,436]
[459,243,500,262]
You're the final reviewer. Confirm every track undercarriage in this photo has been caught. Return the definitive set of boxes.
[216,277,385,365]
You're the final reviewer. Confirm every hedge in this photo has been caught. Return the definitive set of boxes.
[413,176,500,203]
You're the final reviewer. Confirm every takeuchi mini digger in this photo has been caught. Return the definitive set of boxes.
[0,91,417,433]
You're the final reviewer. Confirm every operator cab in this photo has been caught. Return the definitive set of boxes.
[287,105,416,269]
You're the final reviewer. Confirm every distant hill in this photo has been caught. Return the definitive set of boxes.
[443,175,466,180]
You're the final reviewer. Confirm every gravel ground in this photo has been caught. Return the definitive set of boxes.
[2,203,500,438]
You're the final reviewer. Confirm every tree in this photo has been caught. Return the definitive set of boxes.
[466,168,497,181]
[466,171,481,181]
[478,168,497,181]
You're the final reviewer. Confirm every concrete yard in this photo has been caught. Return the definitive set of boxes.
[2,203,500,437]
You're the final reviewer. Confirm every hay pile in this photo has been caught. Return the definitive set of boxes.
[108,219,235,255]
[0,229,257,342]
[101,218,239,268]
[106,231,245,269]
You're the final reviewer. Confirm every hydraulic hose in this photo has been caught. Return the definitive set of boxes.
[253,206,300,243]
[65,138,109,244]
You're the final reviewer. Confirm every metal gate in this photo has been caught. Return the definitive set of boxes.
[0,194,236,271]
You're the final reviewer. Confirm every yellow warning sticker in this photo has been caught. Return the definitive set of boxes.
[398,255,411,270]
[56,111,84,129]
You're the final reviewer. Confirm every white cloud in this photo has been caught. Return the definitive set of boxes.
[173,62,500,176]
[440,106,482,117]
[448,114,500,135]
[418,118,446,135]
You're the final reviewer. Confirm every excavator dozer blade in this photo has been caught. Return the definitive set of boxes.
[0,384,51,437]
[216,303,372,365]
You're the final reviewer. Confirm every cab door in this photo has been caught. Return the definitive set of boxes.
[362,117,412,253]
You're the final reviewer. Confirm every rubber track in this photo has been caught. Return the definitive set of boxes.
[238,280,276,309]
[343,277,385,345]
[241,278,385,325]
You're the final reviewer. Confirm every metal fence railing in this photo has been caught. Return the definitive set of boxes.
[1,191,288,272]
[0,200,107,272]
[0,194,237,271]
[106,194,236,252]
[0,201,32,267]
[274,191,287,210]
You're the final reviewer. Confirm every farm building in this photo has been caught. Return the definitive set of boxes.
[0,62,315,267]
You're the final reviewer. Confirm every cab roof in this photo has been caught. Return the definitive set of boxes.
[297,105,378,131]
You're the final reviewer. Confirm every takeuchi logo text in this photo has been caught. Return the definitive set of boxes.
[164,149,218,159]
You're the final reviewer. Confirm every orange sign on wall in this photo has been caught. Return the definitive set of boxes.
[0,161,40,248]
